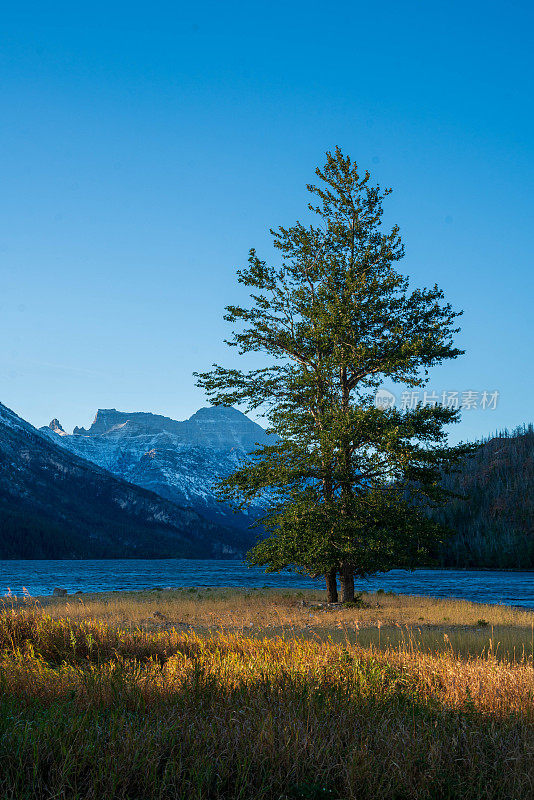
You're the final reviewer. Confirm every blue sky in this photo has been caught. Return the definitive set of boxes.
[1,1,532,443]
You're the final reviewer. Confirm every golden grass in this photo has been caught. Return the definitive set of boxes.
[31,586,534,660]
[2,589,534,798]
[36,585,534,627]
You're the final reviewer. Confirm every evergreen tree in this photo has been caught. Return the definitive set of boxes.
[196,147,474,602]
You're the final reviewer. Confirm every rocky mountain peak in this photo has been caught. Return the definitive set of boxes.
[190,406,244,420]
[186,406,269,448]
[0,400,247,559]
[89,409,125,434]
[48,419,66,435]
[37,403,272,531]
[71,409,131,437]
[58,405,270,449]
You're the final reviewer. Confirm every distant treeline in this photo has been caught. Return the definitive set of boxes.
[433,424,534,569]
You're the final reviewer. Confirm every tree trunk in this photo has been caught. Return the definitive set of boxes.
[340,566,355,603]
[325,568,338,603]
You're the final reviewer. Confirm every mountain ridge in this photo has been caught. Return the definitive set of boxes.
[0,401,250,559]
[41,405,272,531]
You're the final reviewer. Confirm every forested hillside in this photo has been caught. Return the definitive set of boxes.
[435,425,534,568]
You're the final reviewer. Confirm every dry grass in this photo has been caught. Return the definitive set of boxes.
[30,586,534,661]
[2,589,534,798]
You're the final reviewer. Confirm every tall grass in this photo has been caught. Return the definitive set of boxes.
[1,592,534,798]
[25,587,534,661]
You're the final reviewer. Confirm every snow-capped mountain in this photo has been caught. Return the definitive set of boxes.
[0,401,249,559]
[41,406,272,531]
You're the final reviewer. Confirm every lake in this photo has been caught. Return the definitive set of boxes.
[1,560,534,608]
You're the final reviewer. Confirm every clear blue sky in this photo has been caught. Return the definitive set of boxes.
[1,1,532,443]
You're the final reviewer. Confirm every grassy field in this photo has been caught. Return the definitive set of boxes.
[2,588,534,799]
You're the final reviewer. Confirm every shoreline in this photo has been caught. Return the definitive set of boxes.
[11,585,534,615]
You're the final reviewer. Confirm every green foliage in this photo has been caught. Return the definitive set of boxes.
[196,148,474,594]
[341,592,368,608]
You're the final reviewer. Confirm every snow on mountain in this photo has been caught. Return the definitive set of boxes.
[0,402,36,434]
[41,406,272,530]
[48,418,68,436]
[0,401,249,559]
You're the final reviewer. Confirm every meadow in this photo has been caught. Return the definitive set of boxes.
[2,587,534,799]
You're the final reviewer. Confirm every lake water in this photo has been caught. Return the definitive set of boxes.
[1,560,534,608]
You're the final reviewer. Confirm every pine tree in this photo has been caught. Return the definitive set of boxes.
[196,147,474,602]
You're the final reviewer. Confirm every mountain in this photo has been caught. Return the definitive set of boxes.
[435,425,534,569]
[41,406,272,531]
[4,398,532,567]
[0,402,250,559]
